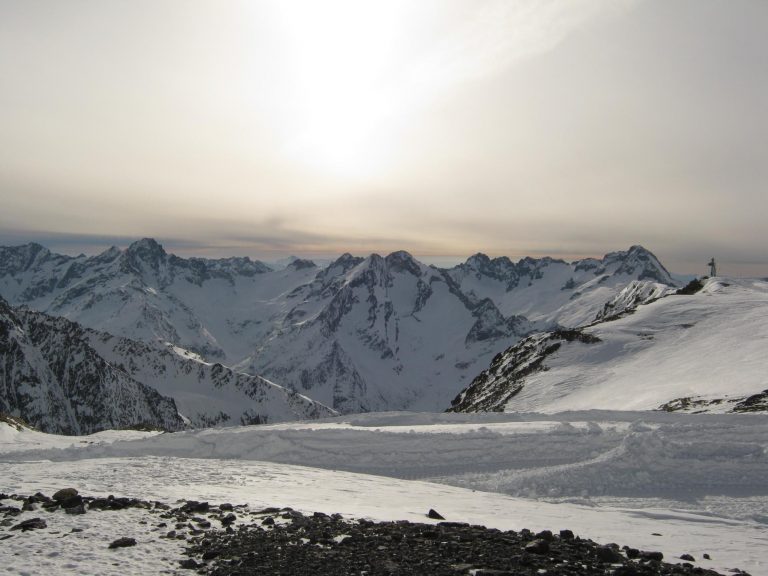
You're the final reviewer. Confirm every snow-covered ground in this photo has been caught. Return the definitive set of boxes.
[2,411,766,575]
[453,277,768,414]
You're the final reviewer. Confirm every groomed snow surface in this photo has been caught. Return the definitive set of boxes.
[2,411,767,575]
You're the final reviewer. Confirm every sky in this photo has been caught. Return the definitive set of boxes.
[1,0,766,275]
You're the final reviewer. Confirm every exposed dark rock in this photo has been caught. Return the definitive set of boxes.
[65,503,86,515]
[52,488,79,501]
[676,278,704,295]
[181,510,723,576]
[524,539,549,554]
[108,537,137,549]
[10,517,47,531]
[181,501,210,514]
[449,328,600,413]
[595,544,623,562]
[220,513,236,526]
[427,508,445,520]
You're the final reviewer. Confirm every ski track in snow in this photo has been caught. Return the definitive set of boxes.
[2,410,767,575]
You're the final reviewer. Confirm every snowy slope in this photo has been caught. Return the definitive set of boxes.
[451,277,768,414]
[2,410,766,575]
[0,240,677,413]
[83,328,337,427]
[0,297,335,433]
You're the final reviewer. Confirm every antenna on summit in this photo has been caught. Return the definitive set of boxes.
[707,257,717,277]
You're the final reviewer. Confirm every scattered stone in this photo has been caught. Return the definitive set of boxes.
[596,544,623,563]
[10,517,47,531]
[704,553,712,560]
[108,537,137,549]
[2,492,731,576]
[613,565,640,576]
[52,488,78,502]
[524,539,550,554]
[182,501,210,514]
[65,503,86,515]
[640,550,664,562]
[59,495,84,509]
[220,513,236,526]
[623,546,640,559]
[427,508,445,520]
[255,507,281,515]
[1,505,21,516]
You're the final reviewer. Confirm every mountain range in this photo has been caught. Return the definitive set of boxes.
[0,240,677,420]
[0,294,334,434]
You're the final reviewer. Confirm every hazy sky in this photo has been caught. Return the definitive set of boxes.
[1,0,766,275]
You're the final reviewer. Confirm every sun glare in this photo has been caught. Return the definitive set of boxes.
[268,0,424,178]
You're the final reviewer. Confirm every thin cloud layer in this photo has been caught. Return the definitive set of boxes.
[0,0,766,275]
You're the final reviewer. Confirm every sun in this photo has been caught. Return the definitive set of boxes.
[266,0,423,178]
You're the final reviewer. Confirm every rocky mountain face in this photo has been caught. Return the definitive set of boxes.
[0,295,183,434]
[449,277,768,414]
[238,251,536,413]
[0,240,677,414]
[0,296,334,434]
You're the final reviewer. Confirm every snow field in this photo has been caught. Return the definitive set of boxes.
[2,410,766,574]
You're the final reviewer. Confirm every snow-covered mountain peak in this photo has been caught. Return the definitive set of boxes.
[384,250,422,276]
[598,244,674,284]
[0,242,67,276]
[286,258,317,271]
[121,238,170,281]
[460,253,517,282]
[1,240,684,415]
[126,237,166,257]
[323,253,364,278]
